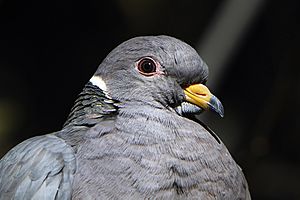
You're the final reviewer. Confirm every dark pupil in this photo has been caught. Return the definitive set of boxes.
[141,60,155,73]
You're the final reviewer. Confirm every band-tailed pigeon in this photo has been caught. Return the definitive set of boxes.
[0,35,250,199]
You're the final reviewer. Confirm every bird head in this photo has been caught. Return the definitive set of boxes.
[90,35,224,117]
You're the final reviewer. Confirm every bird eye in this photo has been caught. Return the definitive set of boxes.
[137,57,157,76]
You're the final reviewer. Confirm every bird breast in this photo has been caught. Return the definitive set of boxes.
[72,107,242,199]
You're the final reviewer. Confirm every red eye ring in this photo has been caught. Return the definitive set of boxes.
[136,57,160,76]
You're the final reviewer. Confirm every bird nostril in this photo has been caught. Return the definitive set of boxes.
[194,92,207,97]
[198,93,207,96]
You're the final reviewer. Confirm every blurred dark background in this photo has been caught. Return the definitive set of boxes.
[0,0,299,199]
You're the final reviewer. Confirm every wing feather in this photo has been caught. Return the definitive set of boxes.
[0,134,76,200]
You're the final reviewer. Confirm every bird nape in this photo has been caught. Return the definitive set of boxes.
[0,35,250,199]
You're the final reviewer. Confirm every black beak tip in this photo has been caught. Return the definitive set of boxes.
[218,104,224,118]
[209,96,224,118]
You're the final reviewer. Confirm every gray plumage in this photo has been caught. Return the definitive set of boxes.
[0,35,250,199]
[0,135,75,199]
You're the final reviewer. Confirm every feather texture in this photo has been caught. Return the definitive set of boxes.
[0,135,76,200]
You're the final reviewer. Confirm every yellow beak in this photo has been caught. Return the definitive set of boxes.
[184,84,224,117]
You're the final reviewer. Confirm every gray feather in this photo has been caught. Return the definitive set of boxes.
[0,134,76,200]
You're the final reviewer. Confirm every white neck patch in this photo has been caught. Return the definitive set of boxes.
[90,75,107,91]
[89,75,111,98]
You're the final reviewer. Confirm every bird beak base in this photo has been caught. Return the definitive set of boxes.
[184,84,224,117]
